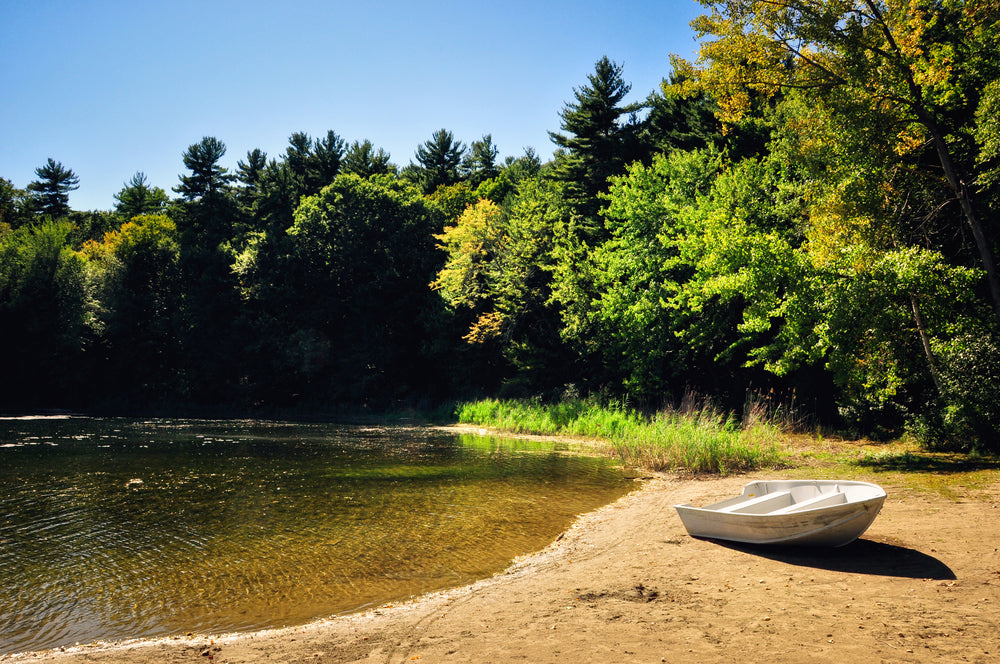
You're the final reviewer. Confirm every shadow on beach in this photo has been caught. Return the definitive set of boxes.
[706,537,956,580]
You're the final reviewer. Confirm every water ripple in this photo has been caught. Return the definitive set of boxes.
[0,419,628,654]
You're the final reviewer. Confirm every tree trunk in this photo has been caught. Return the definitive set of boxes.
[924,121,1000,327]
[864,0,1000,327]
[910,294,944,399]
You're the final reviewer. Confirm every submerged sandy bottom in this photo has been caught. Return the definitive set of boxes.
[6,472,1000,664]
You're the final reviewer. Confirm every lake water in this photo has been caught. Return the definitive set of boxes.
[0,417,631,654]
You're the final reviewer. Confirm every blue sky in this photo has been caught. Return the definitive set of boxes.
[1,1,704,212]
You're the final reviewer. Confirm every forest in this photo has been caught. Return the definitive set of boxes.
[2,1,999,451]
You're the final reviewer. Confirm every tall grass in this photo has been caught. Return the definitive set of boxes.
[455,397,787,475]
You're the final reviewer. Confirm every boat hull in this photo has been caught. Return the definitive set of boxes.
[674,480,886,547]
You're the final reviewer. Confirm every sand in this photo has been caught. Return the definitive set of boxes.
[6,468,999,664]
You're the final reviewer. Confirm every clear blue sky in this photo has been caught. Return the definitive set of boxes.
[1,0,704,212]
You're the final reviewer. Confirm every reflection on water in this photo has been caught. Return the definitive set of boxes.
[0,419,629,654]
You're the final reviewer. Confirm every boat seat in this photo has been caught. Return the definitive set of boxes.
[768,491,847,515]
[716,491,792,514]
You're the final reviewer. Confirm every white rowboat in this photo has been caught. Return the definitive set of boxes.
[674,480,886,547]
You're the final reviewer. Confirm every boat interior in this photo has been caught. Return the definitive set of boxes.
[700,483,857,515]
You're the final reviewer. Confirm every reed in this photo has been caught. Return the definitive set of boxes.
[455,398,787,474]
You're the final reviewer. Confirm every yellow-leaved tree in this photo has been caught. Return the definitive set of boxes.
[676,0,1000,326]
[670,0,1000,447]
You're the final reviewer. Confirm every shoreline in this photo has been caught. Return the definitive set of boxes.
[4,472,664,663]
[8,469,1000,663]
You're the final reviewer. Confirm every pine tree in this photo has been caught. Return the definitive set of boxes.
[311,130,345,190]
[548,57,640,223]
[342,140,394,177]
[414,129,466,194]
[173,137,232,202]
[283,131,345,199]
[463,134,500,186]
[641,73,721,154]
[236,148,268,189]
[27,158,79,217]
[284,132,314,200]
[235,148,269,221]
[172,138,240,400]
[114,172,168,220]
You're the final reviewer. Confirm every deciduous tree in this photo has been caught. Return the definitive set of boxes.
[679,0,1000,325]
[0,220,87,404]
[0,178,31,228]
[273,174,447,400]
[432,199,507,313]
[82,214,181,398]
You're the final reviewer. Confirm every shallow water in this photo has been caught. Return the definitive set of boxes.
[0,418,630,654]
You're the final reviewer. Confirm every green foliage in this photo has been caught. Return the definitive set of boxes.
[641,72,722,155]
[311,130,346,189]
[473,174,515,206]
[684,0,1000,325]
[66,209,120,245]
[0,177,32,228]
[0,220,88,404]
[236,148,268,188]
[472,148,544,206]
[284,130,346,200]
[814,248,976,405]
[235,148,269,218]
[429,174,580,391]
[501,147,542,183]
[426,181,477,221]
[257,173,447,401]
[581,149,794,397]
[235,131,354,236]
[4,4,997,454]
[81,214,181,398]
[431,199,507,312]
[659,0,1000,448]
[171,137,244,401]
[488,178,578,389]
[975,79,1000,191]
[248,157,299,232]
[923,332,1000,452]
[284,131,314,194]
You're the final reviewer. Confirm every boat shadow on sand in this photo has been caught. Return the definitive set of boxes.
[708,537,956,580]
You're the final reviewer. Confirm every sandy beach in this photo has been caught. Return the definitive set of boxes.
[6,466,999,664]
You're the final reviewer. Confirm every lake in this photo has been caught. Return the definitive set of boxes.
[0,417,631,654]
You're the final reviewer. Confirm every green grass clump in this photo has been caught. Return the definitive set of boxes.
[455,398,786,475]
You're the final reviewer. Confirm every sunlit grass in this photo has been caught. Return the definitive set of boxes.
[455,398,787,475]
[454,397,1000,496]
[763,432,1000,499]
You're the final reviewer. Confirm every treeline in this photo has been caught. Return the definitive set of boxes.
[3,1,1000,451]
